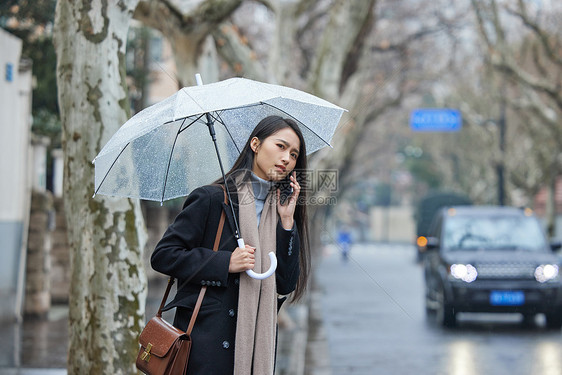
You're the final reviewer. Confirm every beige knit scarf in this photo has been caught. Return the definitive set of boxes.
[234,180,277,375]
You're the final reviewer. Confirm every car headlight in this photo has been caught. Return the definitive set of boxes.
[450,264,478,283]
[535,264,559,283]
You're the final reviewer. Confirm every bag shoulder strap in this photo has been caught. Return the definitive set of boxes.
[156,278,175,318]
[156,186,229,325]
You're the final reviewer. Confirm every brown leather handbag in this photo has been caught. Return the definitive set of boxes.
[136,188,228,375]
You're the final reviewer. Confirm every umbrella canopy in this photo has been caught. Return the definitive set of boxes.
[93,77,345,203]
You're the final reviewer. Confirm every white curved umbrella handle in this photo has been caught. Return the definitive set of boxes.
[237,238,277,280]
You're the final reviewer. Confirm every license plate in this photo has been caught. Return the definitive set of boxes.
[489,290,525,306]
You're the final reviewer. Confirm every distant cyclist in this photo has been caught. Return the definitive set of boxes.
[337,226,352,262]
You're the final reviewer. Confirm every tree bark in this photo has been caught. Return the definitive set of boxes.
[212,21,267,81]
[134,0,243,86]
[307,0,376,102]
[53,1,147,373]
[546,163,557,238]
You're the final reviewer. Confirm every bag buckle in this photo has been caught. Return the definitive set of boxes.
[140,343,152,362]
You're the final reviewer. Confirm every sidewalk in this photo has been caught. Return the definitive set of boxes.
[0,274,330,374]
[2,370,67,375]
[0,304,68,374]
[304,284,332,375]
[275,270,332,375]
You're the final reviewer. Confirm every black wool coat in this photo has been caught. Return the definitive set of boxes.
[151,184,300,375]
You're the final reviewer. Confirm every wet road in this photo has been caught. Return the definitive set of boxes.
[314,243,562,375]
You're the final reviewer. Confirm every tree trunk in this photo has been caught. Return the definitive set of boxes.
[134,0,243,86]
[545,163,557,238]
[171,33,219,86]
[307,0,376,102]
[53,1,147,373]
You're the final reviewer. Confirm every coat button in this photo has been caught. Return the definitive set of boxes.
[201,280,206,286]
[211,281,216,286]
[228,309,235,317]
[235,278,239,285]
[222,341,230,349]
[216,281,221,287]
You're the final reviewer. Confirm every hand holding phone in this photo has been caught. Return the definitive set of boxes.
[278,176,293,205]
[277,172,300,230]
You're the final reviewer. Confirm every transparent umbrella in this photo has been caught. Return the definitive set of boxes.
[93,75,345,278]
[94,76,344,202]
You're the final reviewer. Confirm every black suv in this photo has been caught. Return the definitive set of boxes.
[424,206,562,327]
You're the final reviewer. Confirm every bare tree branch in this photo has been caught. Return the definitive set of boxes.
[471,0,493,49]
[134,0,244,85]
[370,25,456,53]
[212,21,267,80]
[339,2,376,93]
[510,92,561,145]
[507,0,562,67]
[472,0,562,111]
[491,56,562,109]
[135,0,243,36]
[307,0,377,101]
[134,0,185,36]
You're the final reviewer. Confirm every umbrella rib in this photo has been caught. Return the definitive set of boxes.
[260,102,333,148]
[222,102,266,111]
[161,118,187,204]
[94,143,130,196]
[177,114,206,134]
[213,111,242,155]
[203,102,285,155]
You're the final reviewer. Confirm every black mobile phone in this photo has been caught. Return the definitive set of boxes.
[278,176,293,205]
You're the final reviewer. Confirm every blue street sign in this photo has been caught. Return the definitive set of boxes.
[5,63,13,82]
[410,108,462,132]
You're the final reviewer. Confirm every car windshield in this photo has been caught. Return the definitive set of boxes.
[442,214,547,251]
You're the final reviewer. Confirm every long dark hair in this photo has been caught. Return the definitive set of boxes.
[218,115,310,301]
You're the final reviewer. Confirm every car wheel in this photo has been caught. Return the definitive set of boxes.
[545,312,562,330]
[435,284,456,327]
[425,280,440,317]
[425,286,436,316]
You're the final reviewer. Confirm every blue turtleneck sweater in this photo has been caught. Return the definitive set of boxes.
[250,172,273,227]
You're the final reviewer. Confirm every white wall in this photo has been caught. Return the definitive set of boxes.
[370,206,416,243]
[0,28,31,222]
[0,28,33,322]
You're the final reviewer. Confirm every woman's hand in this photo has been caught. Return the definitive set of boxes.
[229,244,256,273]
[277,171,301,230]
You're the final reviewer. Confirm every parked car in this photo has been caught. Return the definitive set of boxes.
[423,206,562,328]
[414,192,471,261]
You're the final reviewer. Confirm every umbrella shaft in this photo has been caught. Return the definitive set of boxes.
[207,115,242,240]
[206,113,216,141]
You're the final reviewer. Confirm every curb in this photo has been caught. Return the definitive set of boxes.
[277,302,308,375]
[277,270,332,375]
[304,284,332,375]
[1,370,67,375]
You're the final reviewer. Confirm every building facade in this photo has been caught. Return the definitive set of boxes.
[0,28,33,322]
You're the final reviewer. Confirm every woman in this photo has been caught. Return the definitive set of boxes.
[151,115,310,374]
